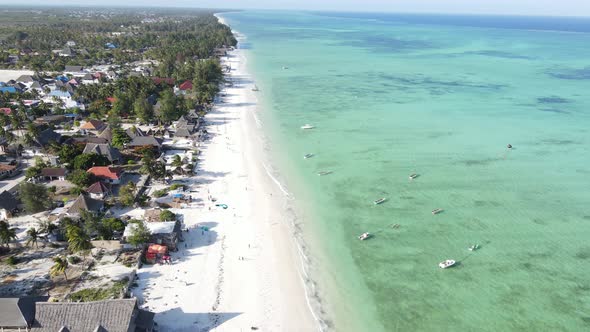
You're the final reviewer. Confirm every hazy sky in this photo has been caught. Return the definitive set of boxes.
[2,0,590,17]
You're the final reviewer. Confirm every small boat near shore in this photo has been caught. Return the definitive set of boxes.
[317,171,332,176]
[252,85,259,92]
[432,208,444,215]
[373,198,387,205]
[301,124,315,130]
[409,173,419,180]
[304,153,314,159]
[468,244,480,251]
[358,232,372,241]
[439,259,456,269]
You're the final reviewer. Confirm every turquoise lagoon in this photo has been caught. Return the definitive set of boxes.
[220,11,590,331]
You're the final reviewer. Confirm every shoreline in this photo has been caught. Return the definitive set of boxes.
[129,15,321,331]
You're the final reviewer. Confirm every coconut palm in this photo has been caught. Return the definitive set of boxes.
[0,220,17,249]
[26,227,40,248]
[65,223,92,253]
[50,256,69,281]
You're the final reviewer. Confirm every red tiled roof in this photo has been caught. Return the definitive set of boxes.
[0,108,12,115]
[87,166,124,180]
[0,164,17,172]
[179,80,193,91]
[40,168,67,177]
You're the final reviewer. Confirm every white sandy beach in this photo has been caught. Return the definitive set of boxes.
[0,69,34,82]
[131,35,318,331]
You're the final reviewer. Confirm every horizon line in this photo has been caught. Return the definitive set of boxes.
[0,4,590,19]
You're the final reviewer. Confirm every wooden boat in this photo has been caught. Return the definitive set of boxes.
[409,173,419,180]
[317,171,332,176]
[373,198,387,205]
[304,153,314,159]
[432,208,443,215]
[301,124,315,130]
[468,244,479,251]
[252,85,259,92]
[358,232,371,241]
[439,259,456,269]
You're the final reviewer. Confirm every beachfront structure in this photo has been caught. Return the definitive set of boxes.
[124,221,181,251]
[31,298,154,332]
[0,164,18,180]
[80,119,107,134]
[0,296,49,331]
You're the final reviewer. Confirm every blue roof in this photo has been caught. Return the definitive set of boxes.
[55,75,69,82]
[49,90,72,98]
[105,43,117,49]
[0,87,21,93]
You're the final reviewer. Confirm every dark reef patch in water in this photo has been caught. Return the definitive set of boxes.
[336,35,436,53]
[575,248,590,260]
[547,66,590,80]
[464,50,533,60]
[540,108,570,114]
[541,139,579,145]
[537,96,570,104]
[459,157,501,166]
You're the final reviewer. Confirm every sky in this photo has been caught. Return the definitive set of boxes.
[1,0,590,17]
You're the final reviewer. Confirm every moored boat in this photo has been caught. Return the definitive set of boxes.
[252,85,259,91]
[432,208,443,215]
[358,232,371,241]
[301,124,315,130]
[468,244,479,251]
[373,197,387,205]
[317,171,332,176]
[439,259,456,269]
[409,173,419,180]
[304,153,314,159]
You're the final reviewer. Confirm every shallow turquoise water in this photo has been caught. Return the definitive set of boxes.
[221,11,590,331]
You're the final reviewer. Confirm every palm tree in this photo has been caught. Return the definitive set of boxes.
[171,155,183,168]
[0,220,17,249]
[65,223,92,253]
[26,227,40,248]
[50,256,69,281]
[38,220,58,235]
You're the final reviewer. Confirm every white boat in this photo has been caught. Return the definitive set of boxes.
[439,259,456,269]
[252,85,259,92]
[301,124,315,130]
[468,244,479,251]
[304,153,314,159]
[432,208,443,215]
[373,198,387,205]
[358,232,371,241]
[282,66,289,70]
[317,171,332,176]
[409,173,419,180]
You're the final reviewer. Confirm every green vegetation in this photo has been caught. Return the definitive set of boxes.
[159,209,176,222]
[118,182,137,207]
[0,221,17,248]
[68,278,128,302]
[50,256,69,280]
[127,221,150,248]
[67,169,96,187]
[19,182,51,213]
[25,227,40,248]
[152,188,170,198]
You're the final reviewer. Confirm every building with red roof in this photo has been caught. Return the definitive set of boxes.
[178,80,193,91]
[87,166,125,184]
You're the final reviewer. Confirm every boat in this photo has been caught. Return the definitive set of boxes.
[252,85,259,92]
[438,259,456,269]
[301,124,315,130]
[432,208,443,215]
[468,244,479,251]
[282,66,289,70]
[409,173,419,180]
[358,232,371,241]
[373,198,387,205]
[317,171,332,176]
[304,153,314,159]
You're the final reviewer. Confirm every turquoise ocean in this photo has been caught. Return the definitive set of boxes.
[219,11,590,331]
